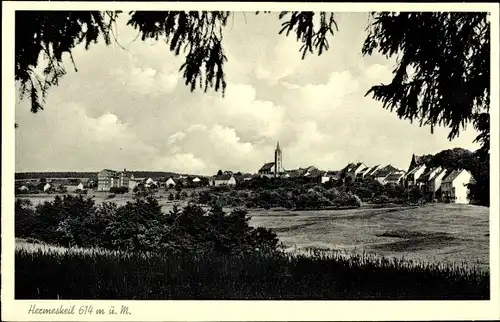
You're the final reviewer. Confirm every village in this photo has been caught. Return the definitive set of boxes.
[15,141,476,205]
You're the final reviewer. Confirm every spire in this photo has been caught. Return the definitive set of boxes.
[276,141,281,151]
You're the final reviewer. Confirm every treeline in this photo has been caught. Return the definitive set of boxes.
[15,195,279,255]
[15,172,97,180]
[196,177,425,210]
[194,184,362,210]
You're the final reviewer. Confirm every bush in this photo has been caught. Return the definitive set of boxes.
[14,195,281,256]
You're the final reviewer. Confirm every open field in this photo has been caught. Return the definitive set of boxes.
[16,194,489,270]
[248,204,489,270]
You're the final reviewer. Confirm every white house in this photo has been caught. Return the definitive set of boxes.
[192,177,201,183]
[166,178,176,188]
[43,183,52,192]
[427,168,448,199]
[441,169,475,204]
[77,182,85,190]
[405,164,427,187]
[145,178,156,188]
[211,174,236,187]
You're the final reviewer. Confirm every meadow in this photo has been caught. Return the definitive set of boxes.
[248,203,490,270]
[17,193,489,269]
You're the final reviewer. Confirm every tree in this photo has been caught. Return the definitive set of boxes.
[362,12,490,154]
[216,170,223,176]
[15,11,490,155]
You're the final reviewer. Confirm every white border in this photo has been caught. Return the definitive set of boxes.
[2,2,499,321]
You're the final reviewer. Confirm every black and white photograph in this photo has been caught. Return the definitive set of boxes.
[2,1,499,321]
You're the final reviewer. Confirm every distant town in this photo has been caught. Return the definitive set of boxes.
[15,141,476,204]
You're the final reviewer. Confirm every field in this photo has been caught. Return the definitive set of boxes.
[248,204,490,270]
[17,193,489,270]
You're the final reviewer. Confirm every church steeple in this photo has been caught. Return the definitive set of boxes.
[274,141,283,177]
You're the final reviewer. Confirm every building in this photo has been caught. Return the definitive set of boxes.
[341,162,366,182]
[321,171,341,184]
[372,165,400,184]
[427,168,448,200]
[441,169,475,204]
[192,177,201,183]
[258,141,285,177]
[166,177,176,188]
[211,174,237,186]
[43,183,52,192]
[383,172,406,185]
[405,164,427,188]
[97,169,130,192]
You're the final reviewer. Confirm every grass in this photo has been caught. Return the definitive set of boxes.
[248,203,490,270]
[15,240,489,300]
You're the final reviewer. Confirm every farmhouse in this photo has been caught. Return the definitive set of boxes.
[166,177,176,188]
[441,169,475,204]
[211,174,236,186]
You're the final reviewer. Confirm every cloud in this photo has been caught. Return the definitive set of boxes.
[15,12,481,175]
[364,63,393,83]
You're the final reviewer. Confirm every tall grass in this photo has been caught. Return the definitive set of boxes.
[16,241,489,300]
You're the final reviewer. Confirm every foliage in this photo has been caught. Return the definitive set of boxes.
[362,12,490,152]
[16,245,489,300]
[14,195,280,255]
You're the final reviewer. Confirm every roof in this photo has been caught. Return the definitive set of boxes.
[374,165,399,177]
[385,172,405,181]
[214,174,234,181]
[342,162,364,173]
[98,169,118,177]
[442,169,471,183]
[259,162,275,172]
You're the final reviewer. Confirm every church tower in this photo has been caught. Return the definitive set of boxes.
[274,141,283,177]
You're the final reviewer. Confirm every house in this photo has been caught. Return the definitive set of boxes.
[405,164,427,188]
[427,168,448,200]
[43,183,52,192]
[407,154,431,172]
[77,183,85,190]
[211,174,237,187]
[145,178,156,188]
[341,162,366,182]
[166,177,176,188]
[97,169,130,192]
[192,177,201,183]
[19,185,30,192]
[416,166,443,191]
[321,171,341,184]
[372,165,400,184]
[441,169,475,204]
[383,172,406,185]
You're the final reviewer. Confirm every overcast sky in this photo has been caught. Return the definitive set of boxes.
[15,12,480,175]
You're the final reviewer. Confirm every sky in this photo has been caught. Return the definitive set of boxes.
[15,11,481,175]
